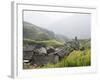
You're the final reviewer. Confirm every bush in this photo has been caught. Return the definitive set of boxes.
[43,49,91,68]
[65,50,91,67]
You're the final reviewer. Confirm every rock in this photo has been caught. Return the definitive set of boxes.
[34,45,47,55]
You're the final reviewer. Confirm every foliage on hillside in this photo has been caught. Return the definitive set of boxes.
[23,39,64,47]
[79,39,91,49]
[43,40,91,68]
[23,21,69,42]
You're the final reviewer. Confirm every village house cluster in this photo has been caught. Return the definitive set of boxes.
[23,37,80,66]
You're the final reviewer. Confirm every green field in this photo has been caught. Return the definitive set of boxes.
[23,39,64,47]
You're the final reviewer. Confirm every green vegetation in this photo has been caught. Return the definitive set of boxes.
[23,21,91,69]
[23,49,90,69]
[23,39,91,68]
[79,39,91,49]
[23,39,64,47]
[43,49,91,68]
[23,21,68,43]
[43,39,91,68]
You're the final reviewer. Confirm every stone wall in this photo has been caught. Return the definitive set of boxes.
[31,54,59,65]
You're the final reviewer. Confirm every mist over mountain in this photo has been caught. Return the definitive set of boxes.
[48,14,91,39]
[23,21,68,42]
[24,11,91,39]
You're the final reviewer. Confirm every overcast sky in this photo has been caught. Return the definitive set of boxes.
[24,11,91,39]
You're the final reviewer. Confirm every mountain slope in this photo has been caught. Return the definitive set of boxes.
[23,21,55,40]
[23,21,69,43]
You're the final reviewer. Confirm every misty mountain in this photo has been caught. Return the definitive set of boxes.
[23,21,56,40]
[55,34,69,42]
[23,21,68,42]
[48,14,91,39]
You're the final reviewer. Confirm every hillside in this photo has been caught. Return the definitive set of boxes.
[23,21,68,42]
[23,21,55,40]
[23,39,64,47]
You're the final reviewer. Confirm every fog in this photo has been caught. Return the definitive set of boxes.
[24,11,91,39]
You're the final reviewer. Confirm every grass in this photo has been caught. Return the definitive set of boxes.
[23,39,64,47]
[63,49,91,67]
[23,49,91,69]
[23,39,91,69]
[43,49,91,68]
